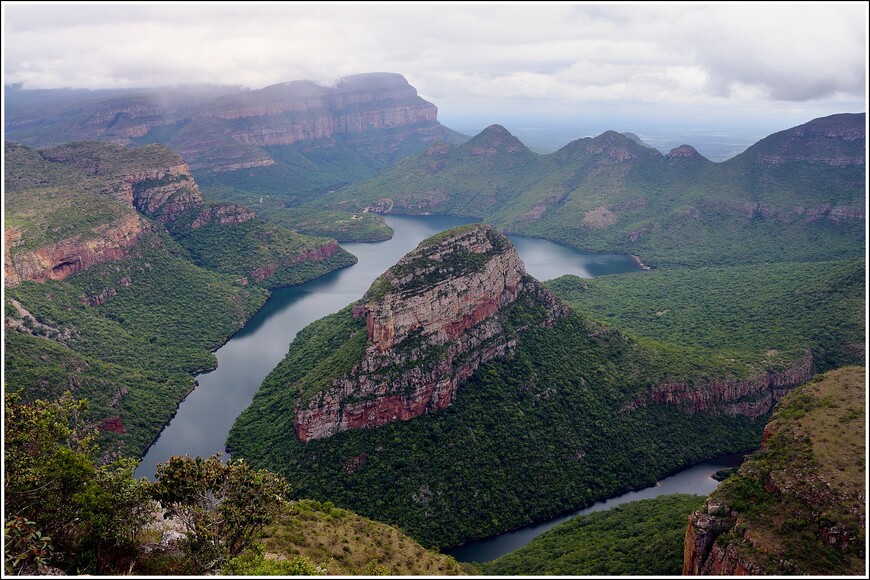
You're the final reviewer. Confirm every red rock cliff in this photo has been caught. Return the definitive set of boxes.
[683,366,866,576]
[4,214,158,289]
[294,225,568,441]
[625,349,814,419]
[198,73,437,147]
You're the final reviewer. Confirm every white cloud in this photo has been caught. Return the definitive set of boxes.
[2,1,866,117]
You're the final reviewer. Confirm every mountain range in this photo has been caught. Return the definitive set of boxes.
[324,113,865,267]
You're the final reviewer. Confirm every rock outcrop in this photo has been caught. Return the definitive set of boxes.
[624,350,814,419]
[4,213,158,288]
[683,366,866,576]
[294,225,568,441]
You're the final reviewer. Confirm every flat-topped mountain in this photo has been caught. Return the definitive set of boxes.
[325,113,865,267]
[5,74,465,200]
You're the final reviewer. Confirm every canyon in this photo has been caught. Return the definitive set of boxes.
[5,73,460,175]
[4,141,351,291]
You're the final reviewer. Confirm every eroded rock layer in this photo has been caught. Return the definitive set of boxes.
[294,225,568,441]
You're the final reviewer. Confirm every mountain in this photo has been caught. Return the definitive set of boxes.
[227,224,815,548]
[3,140,355,457]
[5,73,466,202]
[324,114,865,267]
[683,366,865,575]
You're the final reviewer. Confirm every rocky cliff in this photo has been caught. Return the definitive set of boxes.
[4,141,354,290]
[293,224,568,441]
[683,366,866,576]
[4,213,159,288]
[5,73,457,175]
[625,350,815,419]
[199,73,437,146]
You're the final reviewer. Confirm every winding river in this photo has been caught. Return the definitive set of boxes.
[133,214,739,561]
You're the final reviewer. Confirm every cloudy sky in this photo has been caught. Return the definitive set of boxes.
[3,2,867,156]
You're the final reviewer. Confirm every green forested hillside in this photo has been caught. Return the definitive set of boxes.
[547,258,866,374]
[5,239,269,456]
[3,141,357,458]
[323,114,865,267]
[483,494,705,575]
[228,291,767,548]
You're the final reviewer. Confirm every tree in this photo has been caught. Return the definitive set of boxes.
[3,392,150,574]
[150,454,290,572]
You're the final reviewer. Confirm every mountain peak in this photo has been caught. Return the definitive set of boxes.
[736,112,865,167]
[584,130,661,161]
[667,144,702,159]
[464,125,533,157]
[293,224,567,441]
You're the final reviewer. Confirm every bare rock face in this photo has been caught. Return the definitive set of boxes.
[4,214,159,288]
[190,204,256,229]
[294,225,568,441]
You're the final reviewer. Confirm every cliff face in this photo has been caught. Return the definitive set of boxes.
[5,73,454,175]
[683,366,866,576]
[4,143,205,288]
[205,79,437,148]
[294,225,568,441]
[4,214,158,288]
[624,350,814,419]
[4,141,350,291]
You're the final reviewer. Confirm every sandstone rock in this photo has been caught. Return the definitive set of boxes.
[294,225,568,441]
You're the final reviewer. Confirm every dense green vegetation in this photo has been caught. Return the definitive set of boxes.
[4,241,269,456]
[700,366,865,575]
[3,392,467,576]
[3,393,293,576]
[199,184,395,241]
[167,207,358,287]
[4,393,151,575]
[483,494,705,575]
[228,291,767,548]
[3,140,361,459]
[324,115,865,267]
[547,258,866,374]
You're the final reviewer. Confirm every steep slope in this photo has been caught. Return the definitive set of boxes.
[3,141,354,457]
[683,366,865,576]
[483,494,705,575]
[255,499,469,575]
[228,225,814,548]
[326,114,865,267]
[5,141,356,289]
[5,73,466,201]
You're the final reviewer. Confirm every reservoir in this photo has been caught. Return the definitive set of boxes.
[135,215,640,479]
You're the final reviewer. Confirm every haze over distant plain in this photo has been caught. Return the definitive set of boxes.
[3,2,867,159]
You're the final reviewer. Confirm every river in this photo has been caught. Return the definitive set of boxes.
[134,215,640,479]
[445,452,746,563]
[132,214,744,561]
